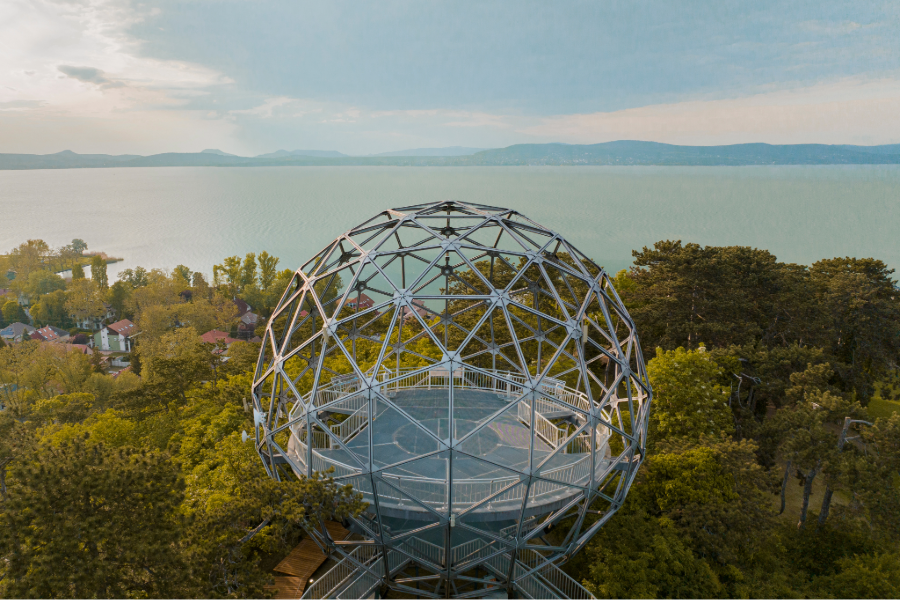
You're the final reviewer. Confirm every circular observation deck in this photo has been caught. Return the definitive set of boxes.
[286,368,612,522]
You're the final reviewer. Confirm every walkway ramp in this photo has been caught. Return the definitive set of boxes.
[266,521,350,599]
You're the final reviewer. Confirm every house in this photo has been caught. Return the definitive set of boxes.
[94,319,139,352]
[201,329,240,346]
[0,322,35,342]
[345,293,374,311]
[400,299,429,323]
[68,344,94,355]
[72,303,116,330]
[201,329,241,356]
[233,298,252,318]
[32,325,70,343]
[237,310,259,338]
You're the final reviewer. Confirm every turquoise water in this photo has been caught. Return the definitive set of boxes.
[2,166,898,280]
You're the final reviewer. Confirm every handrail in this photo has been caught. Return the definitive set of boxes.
[286,365,613,508]
[302,366,598,414]
[301,545,376,599]
[330,403,368,441]
[375,454,593,509]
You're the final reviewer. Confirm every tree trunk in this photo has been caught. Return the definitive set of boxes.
[818,485,834,526]
[798,464,819,530]
[779,460,792,515]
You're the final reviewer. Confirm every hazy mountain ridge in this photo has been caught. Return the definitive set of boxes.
[255,149,348,158]
[3,141,900,169]
[368,146,488,157]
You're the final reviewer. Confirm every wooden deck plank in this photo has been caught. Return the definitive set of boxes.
[272,521,351,595]
[265,575,303,599]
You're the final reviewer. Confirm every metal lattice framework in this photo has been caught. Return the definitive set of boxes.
[251,201,651,599]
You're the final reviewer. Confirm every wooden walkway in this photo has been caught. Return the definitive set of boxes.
[266,521,350,599]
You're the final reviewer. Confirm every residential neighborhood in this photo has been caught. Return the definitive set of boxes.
[95,319,139,352]
[2,243,275,385]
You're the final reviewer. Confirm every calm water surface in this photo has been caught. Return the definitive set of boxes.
[1,166,898,279]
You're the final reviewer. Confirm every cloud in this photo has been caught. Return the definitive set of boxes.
[518,78,900,145]
[58,65,108,84]
[0,0,237,153]
[2,1,900,154]
[228,96,315,119]
[0,99,44,111]
[58,65,124,88]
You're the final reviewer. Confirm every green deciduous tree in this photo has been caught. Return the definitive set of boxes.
[65,279,105,327]
[646,346,734,443]
[32,392,95,426]
[30,289,69,327]
[240,252,257,289]
[577,511,725,599]
[71,262,85,280]
[118,266,149,288]
[1,300,26,325]
[138,327,212,405]
[8,239,51,280]
[258,251,280,289]
[90,254,108,290]
[106,280,131,318]
[815,552,900,598]
[24,269,65,297]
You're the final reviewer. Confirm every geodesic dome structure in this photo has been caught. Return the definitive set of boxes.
[251,201,651,599]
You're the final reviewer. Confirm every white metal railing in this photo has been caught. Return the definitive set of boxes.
[287,365,615,508]
[375,454,593,511]
[335,564,379,600]
[501,517,535,538]
[311,453,357,478]
[533,561,594,600]
[334,550,407,600]
[400,535,444,566]
[302,366,594,414]
[327,531,595,600]
[518,400,566,447]
[330,404,368,441]
[302,545,376,599]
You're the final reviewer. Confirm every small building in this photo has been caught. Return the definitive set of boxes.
[233,298,252,318]
[237,310,259,338]
[94,319,139,352]
[400,299,429,323]
[68,343,94,355]
[201,329,240,347]
[32,325,70,343]
[72,303,117,331]
[346,293,375,311]
[0,322,35,342]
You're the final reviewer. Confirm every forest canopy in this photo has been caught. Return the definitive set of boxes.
[1,239,899,598]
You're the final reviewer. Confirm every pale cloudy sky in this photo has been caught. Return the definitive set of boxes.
[2,0,899,155]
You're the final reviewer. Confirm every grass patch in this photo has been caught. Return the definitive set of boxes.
[867,397,900,420]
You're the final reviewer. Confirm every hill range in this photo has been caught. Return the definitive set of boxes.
[3,141,900,169]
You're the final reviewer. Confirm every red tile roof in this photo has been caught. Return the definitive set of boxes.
[33,325,68,342]
[346,293,374,309]
[200,329,240,345]
[107,319,138,337]
[67,344,94,355]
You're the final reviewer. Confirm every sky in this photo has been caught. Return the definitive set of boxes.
[2,0,900,156]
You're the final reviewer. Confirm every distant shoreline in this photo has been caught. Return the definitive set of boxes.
[3,141,900,170]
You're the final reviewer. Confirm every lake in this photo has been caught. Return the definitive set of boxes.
[2,166,898,280]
